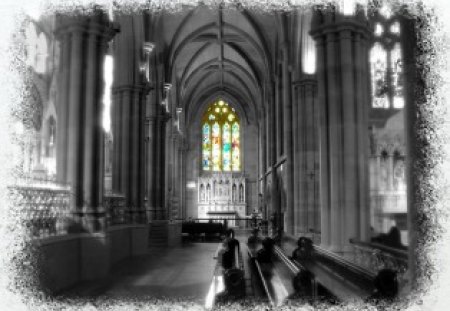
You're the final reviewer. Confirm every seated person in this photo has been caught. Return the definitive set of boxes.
[215,269,245,303]
[366,269,398,303]
[224,229,240,252]
[222,238,240,269]
[221,244,233,270]
[371,226,407,250]
[287,270,314,303]
[257,237,274,263]
[291,237,313,261]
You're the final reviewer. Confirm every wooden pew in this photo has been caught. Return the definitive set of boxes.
[279,237,378,302]
[247,239,298,306]
[248,235,388,306]
[247,242,275,306]
[205,238,245,308]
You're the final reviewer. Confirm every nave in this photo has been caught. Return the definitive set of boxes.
[57,227,404,308]
[7,1,432,308]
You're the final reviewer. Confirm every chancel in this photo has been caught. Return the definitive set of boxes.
[11,0,424,307]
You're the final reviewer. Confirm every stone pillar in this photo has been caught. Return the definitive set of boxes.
[282,45,294,235]
[55,12,116,232]
[154,107,169,220]
[311,10,371,253]
[55,32,70,184]
[258,115,266,180]
[400,14,419,292]
[112,85,148,223]
[146,89,157,221]
[293,77,319,238]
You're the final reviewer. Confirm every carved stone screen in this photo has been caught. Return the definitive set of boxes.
[197,173,246,227]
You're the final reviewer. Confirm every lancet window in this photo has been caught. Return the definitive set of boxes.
[202,100,240,172]
[370,9,404,109]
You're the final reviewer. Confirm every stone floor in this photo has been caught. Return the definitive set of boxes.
[64,242,220,303]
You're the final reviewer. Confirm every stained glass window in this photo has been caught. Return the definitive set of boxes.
[212,122,221,171]
[202,100,240,171]
[370,14,404,109]
[390,43,404,108]
[231,122,240,171]
[222,123,231,171]
[202,124,211,170]
[371,43,389,108]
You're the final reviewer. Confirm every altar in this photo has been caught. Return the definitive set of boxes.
[198,173,246,227]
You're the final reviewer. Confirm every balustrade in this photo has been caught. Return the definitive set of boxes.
[350,239,408,283]
[10,183,70,238]
[10,183,130,239]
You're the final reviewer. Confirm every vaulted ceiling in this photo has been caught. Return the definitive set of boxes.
[148,5,282,122]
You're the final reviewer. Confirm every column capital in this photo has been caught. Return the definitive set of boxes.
[310,16,371,41]
[55,13,117,43]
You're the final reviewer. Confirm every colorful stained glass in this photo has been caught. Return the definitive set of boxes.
[370,43,389,108]
[390,43,404,108]
[222,123,231,171]
[201,100,240,172]
[231,122,240,171]
[202,124,211,170]
[212,122,221,171]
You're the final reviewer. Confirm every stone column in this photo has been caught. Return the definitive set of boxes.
[282,45,294,235]
[55,32,70,184]
[112,85,148,223]
[146,89,157,221]
[311,10,371,253]
[400,14,419,292]
[293,77,318,237]
[155,107,170,220]
[55,12,116,231]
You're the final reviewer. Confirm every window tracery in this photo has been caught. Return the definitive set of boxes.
[202,100,240,172]
[370,9,404,109]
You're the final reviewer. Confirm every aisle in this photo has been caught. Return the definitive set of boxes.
[65,242,219,302]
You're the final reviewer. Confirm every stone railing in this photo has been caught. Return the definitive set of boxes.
[350,238,408,279]
[10,183,71,238]
[104,192,127,225]
[11,184,142,238]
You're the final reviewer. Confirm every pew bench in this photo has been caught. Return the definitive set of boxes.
[248,236,381,306]
[247,242,294,306]
[279,237,377,302]
[205,240,245,308]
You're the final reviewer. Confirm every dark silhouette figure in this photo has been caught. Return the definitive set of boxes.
[222,230,240,269]
[224,228,240,252]
[371,226,407,250]
[256,237,274,263]
[287,270,315,303]
[366,269,398,303]
[292,237,313,261]
[222,246,234,269]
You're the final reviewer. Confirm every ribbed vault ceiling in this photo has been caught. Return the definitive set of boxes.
[152,5,279,120]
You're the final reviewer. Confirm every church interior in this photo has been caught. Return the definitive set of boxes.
[9,0,426,307]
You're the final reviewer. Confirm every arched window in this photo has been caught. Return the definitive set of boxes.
[370,8,404,109]
[24,22,48,74]
[202,100,240,172]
